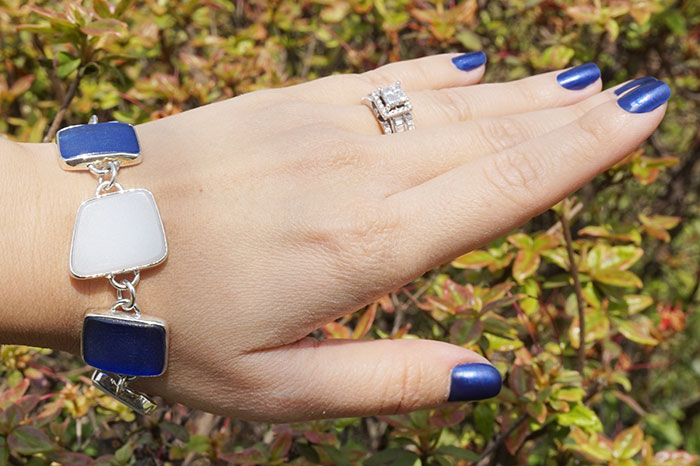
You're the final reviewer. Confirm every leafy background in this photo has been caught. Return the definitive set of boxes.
[1,0,700,464]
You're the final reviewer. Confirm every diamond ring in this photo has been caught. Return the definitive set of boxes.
[362,82,415,134]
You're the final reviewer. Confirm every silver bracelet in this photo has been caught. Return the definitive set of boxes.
[56,116,168,415]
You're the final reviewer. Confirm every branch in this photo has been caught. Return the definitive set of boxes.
[43,69,82,143]
[476,415,528,465]
[559,202,586,375]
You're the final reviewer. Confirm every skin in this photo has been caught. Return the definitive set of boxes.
[0,53,666,422]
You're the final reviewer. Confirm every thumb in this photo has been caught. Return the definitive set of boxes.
[243,338,502,422]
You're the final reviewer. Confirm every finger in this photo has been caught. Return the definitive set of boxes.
[285,52,487,105]
[385,80,670,277]
[331,62,602,135]
[238,338,501,422]
[367,78,659,192]
[404,63,602,128]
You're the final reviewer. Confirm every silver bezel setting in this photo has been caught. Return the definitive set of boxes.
[81,311,169,378]
[56,121,142,171]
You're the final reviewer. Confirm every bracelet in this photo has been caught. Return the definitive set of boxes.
[56,116,168,415]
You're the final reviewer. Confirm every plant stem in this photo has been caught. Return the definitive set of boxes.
[476,415,528,465]
[43,69,82,143]
[559,205,586,375]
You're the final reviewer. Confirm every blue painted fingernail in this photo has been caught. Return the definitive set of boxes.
[617,80,671,113]
[556,63,601,90]
[451,51,487,72]
[448,363,502,402]
[614,76,657,95]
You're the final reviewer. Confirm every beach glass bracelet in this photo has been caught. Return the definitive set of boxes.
[56,116,168,415]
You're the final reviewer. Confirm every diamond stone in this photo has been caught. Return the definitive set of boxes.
[380,85,408,108]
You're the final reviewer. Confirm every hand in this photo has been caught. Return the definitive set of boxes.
[4,52,669,421]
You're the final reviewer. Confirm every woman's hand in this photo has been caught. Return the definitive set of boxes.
[3,52,669,421]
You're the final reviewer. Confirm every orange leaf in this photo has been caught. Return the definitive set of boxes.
[352,303,377,339]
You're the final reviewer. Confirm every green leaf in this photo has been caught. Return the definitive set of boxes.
[7,426,54,455]
[29,6,74,28]
[114,0,135,17]
[557,404,603,432]
[526,401,547,424]
[507,232,533,249]
[591,269,643,288]
[113,442,133,465]
[184,435,210,453]
[473,403,495,438]
[435,446,480,461]
[512,247,540,283]
[569,441,614,463]
[553,387,585,403]
[569,307,610,349]
[623,294,654,314]
[93,0,114,17]
[296,443,320,463]
[612,425,643,459]
[56,52,81,78]
[80,18,127,37]
[582,282,601,308]
[0,436,8,466]
[639,213,681,242]
[451,250,493,269]
[484,333,523,352]
[455,30,482,50]
[450,319,483,347]
[586,244,644,271]
[532,44,575,69]
[614,318,659,346]
[541,248,569,270]
[364,448,411,466]
[159,422,189,442]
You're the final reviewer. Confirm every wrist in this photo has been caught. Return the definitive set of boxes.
[0,140,111,354]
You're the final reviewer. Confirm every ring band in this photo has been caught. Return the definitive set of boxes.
[362,81,415,134]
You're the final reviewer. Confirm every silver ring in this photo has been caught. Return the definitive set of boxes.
[362,81,415,134]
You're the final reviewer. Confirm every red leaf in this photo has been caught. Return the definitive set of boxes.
[0,379,30,410]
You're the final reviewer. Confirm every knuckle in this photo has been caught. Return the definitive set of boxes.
[289,128,367,173]
[362,68,399,87]
[514,79,547,109]
[577,113,610,150]
[482,149,546,209]
[326,204,403,281]
[436,88,475,121]
[478,117,530,152]
[323,131,367,170]
[384,355,423,414]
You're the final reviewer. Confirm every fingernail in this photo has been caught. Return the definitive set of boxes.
[617,80,671,113]
[448,363,502,402]
[614,76,657,96]
[556,63,601,90]
[451,51,487,72]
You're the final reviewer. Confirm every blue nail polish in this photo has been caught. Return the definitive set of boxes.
[556,63,601,90]
[451,51,487,72]
[448,363,502,402]
[614,76,657,96]
[617,80,671,113]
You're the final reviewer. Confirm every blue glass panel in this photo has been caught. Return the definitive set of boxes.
[57,122,140,161]
[82,314,166,377]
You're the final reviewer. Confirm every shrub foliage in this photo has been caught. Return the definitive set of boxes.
[1,0,700,464]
